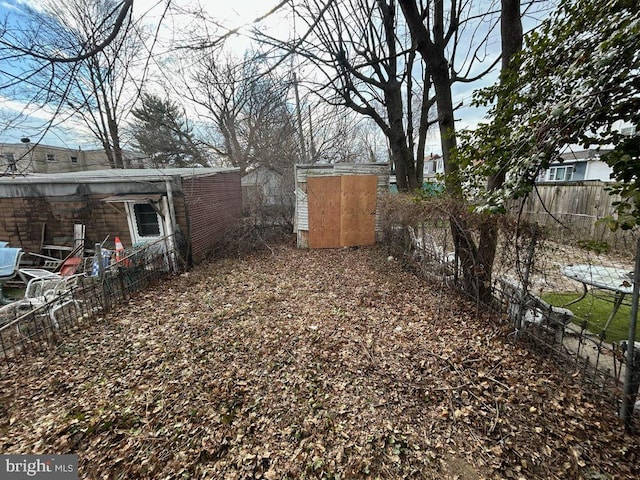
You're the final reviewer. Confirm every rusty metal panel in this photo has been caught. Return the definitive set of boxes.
[340,175,377,247]
[308,176,342,248]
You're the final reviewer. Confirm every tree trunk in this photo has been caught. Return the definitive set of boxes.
[476,0,523,302]
[108,115,125,169]
[431,64,479,292]
[386,77,418,191]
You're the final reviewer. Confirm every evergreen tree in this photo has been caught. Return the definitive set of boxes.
[130,94,208,168]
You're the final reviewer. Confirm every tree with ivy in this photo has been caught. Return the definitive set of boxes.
[459,0,640,227]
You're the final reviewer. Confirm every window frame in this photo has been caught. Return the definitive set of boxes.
[132,203,162,238]
[548,165,573,182]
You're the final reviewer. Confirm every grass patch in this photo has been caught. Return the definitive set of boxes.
[541,292,634,342]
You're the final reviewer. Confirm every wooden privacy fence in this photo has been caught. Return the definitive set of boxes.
[512,181,636,252]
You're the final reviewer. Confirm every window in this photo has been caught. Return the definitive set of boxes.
[548,166,573,181]
[70,156,78,164]
[424,161,435,174]
[46,153,56,162]
[133,203,160,237]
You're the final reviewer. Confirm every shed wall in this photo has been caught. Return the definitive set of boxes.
[0,183,202,260]
[0,194,135,254]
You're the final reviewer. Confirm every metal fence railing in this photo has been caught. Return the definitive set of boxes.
[379,198,640,427]
[494,275,627,405]
[0,236,179,365]
[494,231,640,428]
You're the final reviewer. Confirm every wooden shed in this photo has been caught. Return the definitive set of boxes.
[294,163,390,248]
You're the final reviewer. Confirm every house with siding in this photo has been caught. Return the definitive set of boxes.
[422,154,444,182]
[536,149,614,183]
[0,168,241,265]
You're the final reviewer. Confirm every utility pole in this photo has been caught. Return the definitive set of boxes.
[308,105,316,162]
[293,73,308,163]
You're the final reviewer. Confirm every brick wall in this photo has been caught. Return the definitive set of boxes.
[0,194,132,254]
[182,171,242,263]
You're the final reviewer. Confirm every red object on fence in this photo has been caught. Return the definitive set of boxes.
[114,237,130,266]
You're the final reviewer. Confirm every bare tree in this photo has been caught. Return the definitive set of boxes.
[183,52,299,176]
[0,0,150,168]
[305,107,387,164]
[397,0,550,299]
[476,0,524,300]
[54,0,149,168]
[268,0,436,191]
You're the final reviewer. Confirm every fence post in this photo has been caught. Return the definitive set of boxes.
[621,236,640,429]
[515,223,538,335]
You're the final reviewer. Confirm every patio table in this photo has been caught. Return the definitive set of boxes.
[561,263,634,335]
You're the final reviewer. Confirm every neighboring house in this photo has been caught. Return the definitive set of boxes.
[422,154,444,182]
[0,142,149,175]
[537,149,614,183]
[389,154,444,192]
[0,168,241,264]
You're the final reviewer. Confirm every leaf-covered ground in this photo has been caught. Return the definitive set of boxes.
[1,244,639,479]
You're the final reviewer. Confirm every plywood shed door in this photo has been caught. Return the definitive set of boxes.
[307,174,377,248]
[340,175,377,246]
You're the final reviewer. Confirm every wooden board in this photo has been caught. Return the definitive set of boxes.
[340,175,377,247]
[307,174,377,249]
[308,176,342,248]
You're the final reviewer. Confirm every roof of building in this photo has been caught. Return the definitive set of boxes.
[0,167,240,184]
[559,148,613,161]
[0,142,141,156]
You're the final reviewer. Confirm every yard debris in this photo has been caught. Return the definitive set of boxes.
[1,244,638,479]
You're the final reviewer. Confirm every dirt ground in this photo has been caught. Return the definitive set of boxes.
[1,243,639,479]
